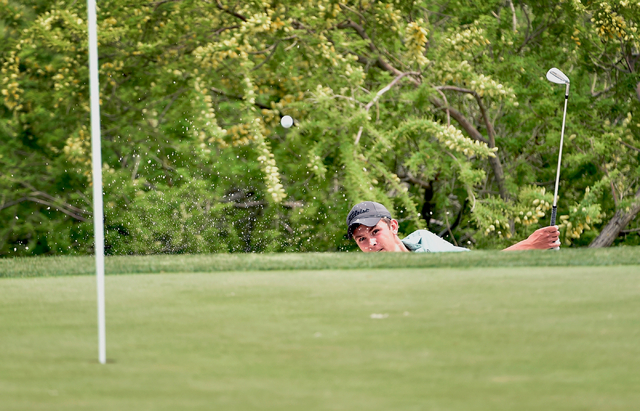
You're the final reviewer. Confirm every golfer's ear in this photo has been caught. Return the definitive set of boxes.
[390,219,399,234]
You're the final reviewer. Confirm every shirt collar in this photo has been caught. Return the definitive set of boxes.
[401,235,423,252]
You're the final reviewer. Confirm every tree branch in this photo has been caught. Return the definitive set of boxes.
[592,85,615,98]
[252,41,280,71]
[0,194,89,222]
[621,140,640,153]
[29,190,90,216]
[210,87,271,110]
[507,0,517,32]
[338,4,366,22]
[212,25,240,35]
[435,86,496,146]
[25,197,89,222]
[430,95,507,199]
[355,71,420,144]
[402,174,432,189]
[215,0,247,22]
[233,200,303,209]
[0,197,28,211]
[429,97,489,144]
[158,88,186,125]
[337,20,374,51]
[433,87,450,126]
[365,72,421,111]
[337,19,419,83]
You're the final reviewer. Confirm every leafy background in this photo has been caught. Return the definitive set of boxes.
[1,0,639,256]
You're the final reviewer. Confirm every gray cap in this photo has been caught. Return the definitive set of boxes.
[346,201,392,239]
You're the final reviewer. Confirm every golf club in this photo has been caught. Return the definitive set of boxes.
[546,67,570,231]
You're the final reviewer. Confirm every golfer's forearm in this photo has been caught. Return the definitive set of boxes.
[502,239,531,251]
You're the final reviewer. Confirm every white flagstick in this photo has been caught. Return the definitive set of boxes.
[87,0,106,364]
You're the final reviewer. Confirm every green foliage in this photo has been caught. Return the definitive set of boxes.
[1,0,639,256]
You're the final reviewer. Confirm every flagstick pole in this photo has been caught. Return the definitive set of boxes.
[87,0,106,365]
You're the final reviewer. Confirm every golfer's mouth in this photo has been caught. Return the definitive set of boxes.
[376,248,384,252]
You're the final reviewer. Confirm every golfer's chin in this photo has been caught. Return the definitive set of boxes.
[361,247,387,253]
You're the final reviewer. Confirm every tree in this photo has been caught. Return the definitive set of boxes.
[1,0,638,256]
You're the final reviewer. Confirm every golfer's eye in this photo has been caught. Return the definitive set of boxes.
[372,229,380,235]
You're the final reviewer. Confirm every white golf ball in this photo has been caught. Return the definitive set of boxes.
[280,115,293,128]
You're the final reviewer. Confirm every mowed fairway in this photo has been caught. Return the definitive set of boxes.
[1,266,640,410]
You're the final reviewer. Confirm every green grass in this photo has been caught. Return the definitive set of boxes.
[1,246,640,277]
[1,265,639,410]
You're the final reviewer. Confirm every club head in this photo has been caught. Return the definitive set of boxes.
[546,68,570,84]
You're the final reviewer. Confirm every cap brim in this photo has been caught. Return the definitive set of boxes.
[346,217,383,239]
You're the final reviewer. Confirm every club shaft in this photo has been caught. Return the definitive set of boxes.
[552,83,569,212]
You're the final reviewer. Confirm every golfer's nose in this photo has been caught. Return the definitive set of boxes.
[369,238,377,248]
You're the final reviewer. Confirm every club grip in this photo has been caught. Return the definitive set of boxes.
[550,205,557,226]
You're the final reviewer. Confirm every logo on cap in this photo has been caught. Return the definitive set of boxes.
[347,208,370,222]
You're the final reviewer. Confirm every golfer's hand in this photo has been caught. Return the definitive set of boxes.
[524,226,561,249]
[503,226,560,251]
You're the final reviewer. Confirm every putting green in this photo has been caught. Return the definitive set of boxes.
[1,266,639,410]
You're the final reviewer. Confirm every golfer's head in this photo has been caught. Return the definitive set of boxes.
[346,201,400,252]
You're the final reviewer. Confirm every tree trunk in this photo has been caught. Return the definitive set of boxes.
[589,188,640,248]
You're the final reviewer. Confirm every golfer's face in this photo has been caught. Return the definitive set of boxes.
[353,220,397,252]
